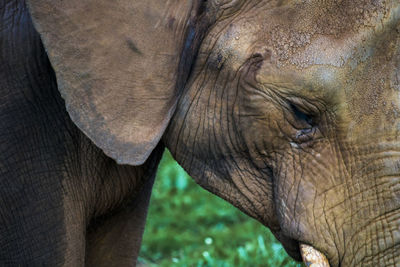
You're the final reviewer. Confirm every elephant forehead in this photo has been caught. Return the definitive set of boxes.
[201,0,399,96]
[260,0,397,68]
[207,0,397,71]
[257,1,398,92]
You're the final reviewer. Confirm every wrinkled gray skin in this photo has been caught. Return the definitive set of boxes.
[1,0,399,266]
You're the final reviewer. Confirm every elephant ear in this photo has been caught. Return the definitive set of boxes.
[27,0,202,165]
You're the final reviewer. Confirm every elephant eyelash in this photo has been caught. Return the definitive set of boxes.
[197,0,208,16]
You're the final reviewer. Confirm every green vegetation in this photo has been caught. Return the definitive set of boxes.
[138,150,302,267]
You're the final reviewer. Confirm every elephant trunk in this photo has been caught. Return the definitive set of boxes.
[300,244,330,267]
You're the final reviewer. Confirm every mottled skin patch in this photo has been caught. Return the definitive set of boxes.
[125,39,142,55]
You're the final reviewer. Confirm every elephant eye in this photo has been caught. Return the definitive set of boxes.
[287,101,320,144]
[289,102,315,127]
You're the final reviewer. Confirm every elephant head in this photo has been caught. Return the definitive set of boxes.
[27,0,399,266]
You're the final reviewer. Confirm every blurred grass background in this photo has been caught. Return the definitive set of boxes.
[138,150,302,267]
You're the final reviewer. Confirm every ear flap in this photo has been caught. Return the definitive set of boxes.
[27,0,201,165]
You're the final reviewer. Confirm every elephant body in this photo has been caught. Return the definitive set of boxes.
[0,0,399,266]
[0,1,163,265]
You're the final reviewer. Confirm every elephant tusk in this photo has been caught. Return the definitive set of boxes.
[300,243,330,267]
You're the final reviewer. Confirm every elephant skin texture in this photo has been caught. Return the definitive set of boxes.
[0,0,399,266]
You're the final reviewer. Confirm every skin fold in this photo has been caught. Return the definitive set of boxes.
[0,0,399,266]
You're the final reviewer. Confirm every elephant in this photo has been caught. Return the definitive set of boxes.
[0,0,399,266]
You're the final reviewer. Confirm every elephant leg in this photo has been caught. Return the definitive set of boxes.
[85,173,156,267]
[0,2,87,264]
[0,166,87,266]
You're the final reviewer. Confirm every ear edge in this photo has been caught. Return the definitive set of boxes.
[66,101,173,165]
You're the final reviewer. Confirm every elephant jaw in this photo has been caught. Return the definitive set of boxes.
[300,244,330,267]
